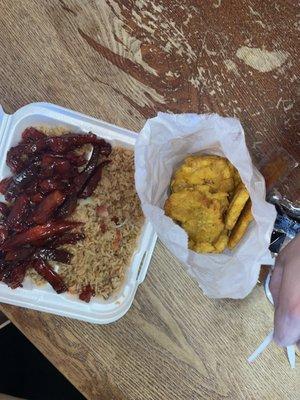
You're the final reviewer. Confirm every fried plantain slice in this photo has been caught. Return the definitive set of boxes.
[213,229,229,253]
[225,183,249,230]
[191,231,229,254]
[191,241,216,253]
[228,200,253,249]
[171,155,236,194]
[164,189,225,245]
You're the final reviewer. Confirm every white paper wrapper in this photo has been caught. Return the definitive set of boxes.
[135,113,277,299]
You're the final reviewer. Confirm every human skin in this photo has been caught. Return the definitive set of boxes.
[270,234,300,348]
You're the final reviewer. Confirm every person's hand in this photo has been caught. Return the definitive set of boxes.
[269,234,300,348]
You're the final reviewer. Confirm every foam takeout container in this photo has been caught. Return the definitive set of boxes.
[0,102,157,324]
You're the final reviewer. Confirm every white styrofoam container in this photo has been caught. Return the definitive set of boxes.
[0,102,157,324]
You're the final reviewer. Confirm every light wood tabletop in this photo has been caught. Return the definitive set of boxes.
[0,1,299,399]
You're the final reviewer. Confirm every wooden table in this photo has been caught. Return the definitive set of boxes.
[0,1,299,399]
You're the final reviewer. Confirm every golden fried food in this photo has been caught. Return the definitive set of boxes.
[190,231,229,253]
[165,154,252,254]
[228,200,253,249]
[183,218,224,244]
[213,230,229,253]
[171,155,237,194]
[192,241,216,253]
[225,183,249,230]
[165,189,225,243]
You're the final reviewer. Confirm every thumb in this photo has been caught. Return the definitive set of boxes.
[274,305,300,347]
[273,236,300,346]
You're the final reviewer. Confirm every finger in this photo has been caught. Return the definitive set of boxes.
[273,236,300,347]
[273,260,300,346]
[274,307,300,346]
[269,260,284,307]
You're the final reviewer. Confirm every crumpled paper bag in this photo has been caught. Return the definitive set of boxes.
[135,113,277,299]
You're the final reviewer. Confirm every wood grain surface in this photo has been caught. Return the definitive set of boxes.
[0,1,299,399]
